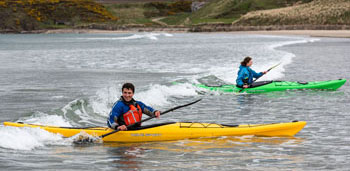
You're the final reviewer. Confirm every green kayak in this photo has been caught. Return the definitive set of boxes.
[196,79,347,93]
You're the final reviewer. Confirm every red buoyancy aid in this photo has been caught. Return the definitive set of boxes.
[122,104,143,126]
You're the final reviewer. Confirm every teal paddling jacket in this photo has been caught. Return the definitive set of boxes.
[236,65,263,87]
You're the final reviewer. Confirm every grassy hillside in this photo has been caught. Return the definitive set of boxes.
[0,0,117,32]
[1,0,349,32]
[234,0,350,26]
[179,0,312,25]
[104,3,152,25]
[103,1,192,25]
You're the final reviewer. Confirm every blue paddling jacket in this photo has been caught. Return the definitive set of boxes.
[107,97,156,129]
[236,65,264,87]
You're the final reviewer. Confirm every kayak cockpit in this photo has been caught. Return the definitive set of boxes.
[128,122,176,130]
[250,81,273,88]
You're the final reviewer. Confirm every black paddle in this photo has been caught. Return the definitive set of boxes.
[74,98,202,144]
[238,62,281,93]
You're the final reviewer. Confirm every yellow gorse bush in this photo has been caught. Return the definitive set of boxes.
[2,0,117,23]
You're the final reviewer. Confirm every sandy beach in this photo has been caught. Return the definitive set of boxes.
[235,30,350,38]
[41,28,350,38]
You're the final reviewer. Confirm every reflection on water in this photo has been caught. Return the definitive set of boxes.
[98,136,305,170]
[108,146,144,170]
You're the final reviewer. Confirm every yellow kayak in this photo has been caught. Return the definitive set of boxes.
[3,121,306,142]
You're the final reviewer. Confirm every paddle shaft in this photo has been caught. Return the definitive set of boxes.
[253,62,281,82]
[238,63,281,93]
[100,99,202,139]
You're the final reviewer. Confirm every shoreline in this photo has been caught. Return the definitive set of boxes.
[3,28,350,38]
[231,30,350,38]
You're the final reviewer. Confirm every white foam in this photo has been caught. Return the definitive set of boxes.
[78,33,168,40]
[90,86,120,116]
[262,37,320,81]
[162,33,173,37]
[117,33,160,40]
[268,38,319,49]
[90,83,198,117]
[0,126,68,151]
[118,33,173,40]
[19,112,72,127]
[135,83,198,107]
[61,99,102,126]
[205,37,320,83]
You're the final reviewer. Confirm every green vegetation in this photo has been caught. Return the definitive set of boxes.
[104,3,153,25]
[103,1,192,25]
[1,0,349,32]
[102,0,305,26]
[158,13,190,25]
[190,17,239,25]
[234,0,350,26]
[188,0,312,24]
[0,0,117,32]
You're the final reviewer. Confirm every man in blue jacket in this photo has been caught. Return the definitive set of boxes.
[107,83,160,131]
[236,57,267,88]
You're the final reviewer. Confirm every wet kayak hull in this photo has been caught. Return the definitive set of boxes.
[196,79,346,93]
[3,121,306,142]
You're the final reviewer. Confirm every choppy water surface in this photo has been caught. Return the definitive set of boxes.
[0,33,349,170]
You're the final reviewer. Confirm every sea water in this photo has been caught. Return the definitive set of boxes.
[0,33,349,170]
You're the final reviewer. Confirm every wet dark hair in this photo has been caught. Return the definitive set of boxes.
[241,56,252,66]
[122,83,135,93]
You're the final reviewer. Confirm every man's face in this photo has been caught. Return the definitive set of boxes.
[122,88,134,102]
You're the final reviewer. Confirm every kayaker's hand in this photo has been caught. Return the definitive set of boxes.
[263,71,268,74]
[117,125,127,131]
[154,110,161,118]
[243,85,249,88]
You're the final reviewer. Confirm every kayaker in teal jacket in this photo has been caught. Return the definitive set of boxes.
[236,57,267,88]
